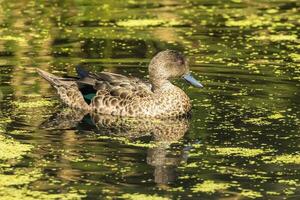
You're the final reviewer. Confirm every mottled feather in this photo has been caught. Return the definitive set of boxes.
[77,69,152,99]
[37,50,200,118]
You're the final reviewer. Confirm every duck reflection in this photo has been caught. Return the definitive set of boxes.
[41,108,190,185]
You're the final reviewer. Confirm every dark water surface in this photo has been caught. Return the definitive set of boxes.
[0,0,299,199]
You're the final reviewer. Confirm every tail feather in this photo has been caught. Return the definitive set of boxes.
[36,68,90,111]
[37,69,64,86]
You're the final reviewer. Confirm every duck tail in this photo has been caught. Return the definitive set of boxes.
[37,69,65,87]
[37,68,90,111]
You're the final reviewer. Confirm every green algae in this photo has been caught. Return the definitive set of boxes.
[97,135,158,148]
[13,99,56,109]
[10,129,30,135]
[0,135,33,160]
[268,113,284,120]
[240,189,262,199]
[0,35,26,42]
[278,179,300,186]
[244,117,271,126]
[290,53,300,62]
[125,141,158,148]
[208,147,267,157]
[264,154,300,164]
[0,118,12,124]
[231,0,242,3]
[0,187,84,200]
[0,170,42,187]
[266,191,280,196]
[253,34,298,42]
[120,193,169,200]
[191,180,232,193]
[116,19,183,27]
[0,135,85,199]
[225,15,271,27]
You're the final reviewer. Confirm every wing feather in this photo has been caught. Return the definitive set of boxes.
[76,69,152,100]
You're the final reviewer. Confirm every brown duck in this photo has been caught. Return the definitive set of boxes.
[37,50,203,118]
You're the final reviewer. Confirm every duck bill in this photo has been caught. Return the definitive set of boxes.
[182,73,203,88]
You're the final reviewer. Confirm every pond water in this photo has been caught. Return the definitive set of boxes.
[0,0,299,199]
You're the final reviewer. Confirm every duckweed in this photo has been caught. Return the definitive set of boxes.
[268,113,284,119]
[120,193,169,200]
[264,154,300,164]
[0,35,26,42]
[13,99,55,108]
[254,34,298,42]
[116,19,183,27]
[244,117,271,126]
[0,170,42,187]
[10,129,30,135]
[191,180,232,193]
[209,147,267,157]
[98,135,157,148]
[0,187,84,200]
[0,135,32,160]
[240,189,262,199]
[266,191,280,196]
[225,16,271,27]
[290,53,300,62]
[278,179,299,186]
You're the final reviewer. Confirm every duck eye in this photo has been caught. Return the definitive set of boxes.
[177,58,185,65]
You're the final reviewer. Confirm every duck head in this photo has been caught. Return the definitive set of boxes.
[149,50,203,90]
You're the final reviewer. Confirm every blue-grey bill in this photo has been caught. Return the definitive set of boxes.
[182,73,203,88]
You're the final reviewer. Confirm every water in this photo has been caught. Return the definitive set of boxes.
[0,0,299,199]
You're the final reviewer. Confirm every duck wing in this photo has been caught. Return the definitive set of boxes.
[76,67,152,103]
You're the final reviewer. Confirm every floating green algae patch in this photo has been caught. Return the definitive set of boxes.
[191,180,232,193]
[253,34,298,42]
[225,15,271,27]
[0,117,12,124]
[0,35,26,42]
[244,113,285,125]
[0,135,32,160]
[120,193,169,200]
[13,99,56,109]
[240,189,262,199]
[290,53,300,62]
[0,166,85,200]
[268,113,284,120]
[0,136,85,199]
[278,179,300,186]
[9,129,30,136]
[243,117,271,126]
[98,135,158,148]
[0,187,84,200]
[208,147,268,157]
[264,154,300,164]
[116,19,183,27]
[0,169,42,187]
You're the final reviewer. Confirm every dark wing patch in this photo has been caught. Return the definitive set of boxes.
[76,70,152,101]
[77,82,97,104]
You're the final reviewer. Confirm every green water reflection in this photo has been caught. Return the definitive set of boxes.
[0,0,299,199]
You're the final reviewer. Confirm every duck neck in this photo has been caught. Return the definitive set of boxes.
[148,61,172,92]
[150,78,173,92]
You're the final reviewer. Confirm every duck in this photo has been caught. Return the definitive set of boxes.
[37,50,203,118]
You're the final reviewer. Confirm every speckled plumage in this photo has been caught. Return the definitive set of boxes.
[37,50,202,118]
